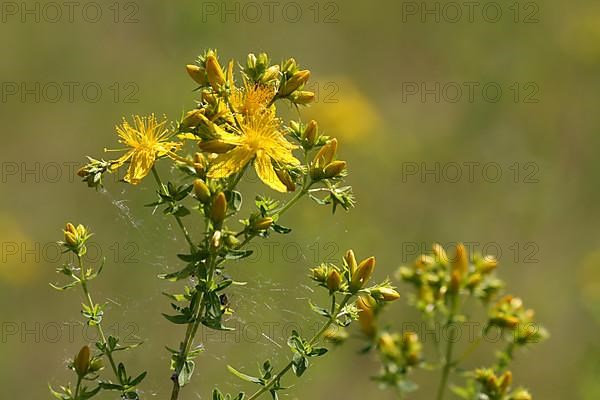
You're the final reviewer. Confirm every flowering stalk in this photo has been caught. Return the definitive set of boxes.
[50,224,145,400]
[360,243,547,400]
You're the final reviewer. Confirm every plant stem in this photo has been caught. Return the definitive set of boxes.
[151,166,197,251]
[246,294,352,400]
[76,256,122,385]
[495,342,515,372]
[436,294,460,400]
[169,251,217,400]
[74,375,83,398]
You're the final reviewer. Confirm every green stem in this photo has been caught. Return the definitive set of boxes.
[496,342,515,372]
[246,294,352,400]
[76,256,122,385]
[169,252,217,400]
[74,375,83,398]
[436,294,460,400]
[151,166,197,251]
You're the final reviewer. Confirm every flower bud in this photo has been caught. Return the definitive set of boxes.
[74,345,90,377]
[291,90,315,105]
[313,138,338,168]
[344,249,358,275]
[499,371,512,393]
[466,273,482,289]
[478,255,498,274]
[275,169,296,192]
[65,223,77,235]
[256,52,269,67]
[402,332,422,366]
[279,70,310,96]
[350,256,375,292]
[199,140,235,154]
[206,53,226,90]
[490,315,520,329]
[323,326,349,344]
[76,225,87,237]
[262,65,280,82]
[211,192,227,224]
[186,64,207,85]
[303,120,318,146]
[326,270,342,293]
[451,243,468,278]
[323,160,346,178]
[311,264,329,283]
[247,53,257,69]
[356,296,376,337]
[88,358,104,373]
[181,109,204,129]
[371,287,401,302]
[378,332,401,359]
[211,230,222,249]
[253,217,273,230]
[432,243,449,265]
[282,58,297,74]
[449,269,461,294]
[193,179,211,203]
[64,232,78,246]
[511,389,532,400]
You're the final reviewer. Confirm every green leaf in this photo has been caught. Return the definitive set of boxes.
[291,353,308,377]
[227,190,243,211]
[224,249,253,260]
[49,281,79,291]
[227,365,262,384]
[272,224,292,234]
[178,360,195,387]
[162,313,192,324]
[213,388,224,400]
[158,264,195,281]
[309,347,328,357]
[308,301,331,318]
[130,371,147,386]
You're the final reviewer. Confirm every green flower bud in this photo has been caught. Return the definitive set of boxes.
[211,192,227,224]
[193,179,211,203]
[74,345,90,377]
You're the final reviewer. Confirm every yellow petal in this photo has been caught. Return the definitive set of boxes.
[266,144,300,166]
[124,149,156,185]
[208,146,254,179]
[254,151,287,192]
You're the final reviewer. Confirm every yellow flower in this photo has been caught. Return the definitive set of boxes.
[107,114,182,184]
[202,112,299,192]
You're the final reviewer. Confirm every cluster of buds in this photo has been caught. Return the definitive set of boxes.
[474,369,532,400]
[76,157,116,189]
[311,263,346,294]
[310,250,400,300]
[398,243,504,314]
[310,139,347,180]
[62,223,91,257]
[377,331,422,367]
[243,52,281,85]
[488,295,548,345]
[276,57,314,105]
[289,119,328,151]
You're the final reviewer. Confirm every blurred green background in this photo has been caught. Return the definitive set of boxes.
[1,0,599,398]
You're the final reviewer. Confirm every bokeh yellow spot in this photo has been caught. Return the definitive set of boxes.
[304,78,383,143]
[0,214,38,284]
